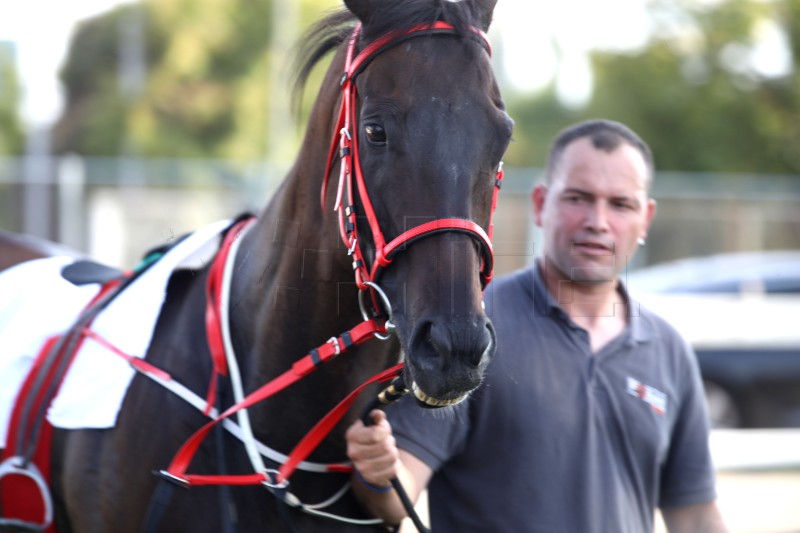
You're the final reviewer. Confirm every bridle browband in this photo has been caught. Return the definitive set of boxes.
[322,21,504,298]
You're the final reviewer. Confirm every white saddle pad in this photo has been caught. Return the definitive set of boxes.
[0,220,230,447]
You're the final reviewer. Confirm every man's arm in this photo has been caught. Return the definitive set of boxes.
[661,501,729,533]
[345,410,433,526]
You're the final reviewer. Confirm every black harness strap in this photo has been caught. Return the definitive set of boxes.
[139,471,189,533]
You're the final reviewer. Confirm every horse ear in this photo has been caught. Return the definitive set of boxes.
[474,0,498,31]
[343,0,373,24]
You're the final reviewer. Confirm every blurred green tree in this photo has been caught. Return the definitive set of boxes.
[505,0,800,175]
[52,0,339,159]
[0,43,24,155]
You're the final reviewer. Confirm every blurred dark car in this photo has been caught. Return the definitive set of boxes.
[626,251,800,428]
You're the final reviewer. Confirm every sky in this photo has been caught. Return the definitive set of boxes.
[1,0,131,125]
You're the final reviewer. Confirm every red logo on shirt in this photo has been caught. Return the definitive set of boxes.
[626,377,667,415]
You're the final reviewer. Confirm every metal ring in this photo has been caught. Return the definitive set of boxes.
[357,281,394,340]
[373,322,394,341]
[261,469,290,490]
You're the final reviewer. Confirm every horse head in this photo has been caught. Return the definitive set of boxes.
[334,0,513,407]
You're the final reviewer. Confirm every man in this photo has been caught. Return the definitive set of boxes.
[346,119,729,532]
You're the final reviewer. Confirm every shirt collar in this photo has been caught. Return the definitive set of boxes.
[531,260,654,344]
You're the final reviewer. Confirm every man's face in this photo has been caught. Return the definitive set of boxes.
[533,137,656,285]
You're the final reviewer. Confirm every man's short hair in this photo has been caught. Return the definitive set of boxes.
[545,119,655,186]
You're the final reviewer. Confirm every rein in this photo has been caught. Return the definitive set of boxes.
[136,218,403,531]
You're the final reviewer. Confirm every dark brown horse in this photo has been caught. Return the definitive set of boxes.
[0,0,512,531]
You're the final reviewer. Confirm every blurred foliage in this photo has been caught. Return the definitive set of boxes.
[46,0,800,176]
[0,44,24,155]
[504,0,800,175]
[52,0,339,159]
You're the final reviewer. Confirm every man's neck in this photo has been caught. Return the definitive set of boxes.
[539,260,628,352]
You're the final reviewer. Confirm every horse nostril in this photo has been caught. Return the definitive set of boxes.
[422,318,494,370]
[464,318,494,367]
[427,322,451,369]
[404,315,495,403]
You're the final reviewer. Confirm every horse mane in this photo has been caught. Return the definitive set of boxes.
[291,0,485,104]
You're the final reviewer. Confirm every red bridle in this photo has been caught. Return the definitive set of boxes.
[322,22,504,294]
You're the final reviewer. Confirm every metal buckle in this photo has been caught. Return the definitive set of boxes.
[358,281,395,341]
[155,470,190,488]
[261,469,290,490]
[327,337,341,356]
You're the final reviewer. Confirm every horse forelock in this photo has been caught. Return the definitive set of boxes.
[291,0,487,104]
[291,10,355,105]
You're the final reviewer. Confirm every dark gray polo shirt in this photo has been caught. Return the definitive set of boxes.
[389,264,717,532]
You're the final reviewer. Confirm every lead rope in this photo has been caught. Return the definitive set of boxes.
[360,377,430,533]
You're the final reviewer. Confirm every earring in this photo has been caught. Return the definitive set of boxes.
[637,237,646,247]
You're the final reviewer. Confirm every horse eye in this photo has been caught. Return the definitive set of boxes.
[364,123,387,145]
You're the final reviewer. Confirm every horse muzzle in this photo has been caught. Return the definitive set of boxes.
[401,314,496,408]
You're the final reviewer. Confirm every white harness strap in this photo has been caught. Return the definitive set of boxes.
[123,224,380,525]
[218,223,266,476]
[216,225,382,525]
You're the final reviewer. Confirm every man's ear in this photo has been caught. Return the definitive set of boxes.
[531,184,548,228]
[641,198,657,240]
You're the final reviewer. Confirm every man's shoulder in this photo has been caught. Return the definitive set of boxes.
[627,296,699,369]
[630,297,688,340]
[484,267,536,304]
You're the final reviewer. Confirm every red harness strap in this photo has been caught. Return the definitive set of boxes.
[278,362,404,481]
[202,217,254,414]
[0,336,61,533]
[135,217,404,496]
[160,320,394,487]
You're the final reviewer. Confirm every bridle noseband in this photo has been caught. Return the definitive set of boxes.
[322,22,504,300]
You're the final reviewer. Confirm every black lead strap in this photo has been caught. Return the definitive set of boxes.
[139,477,183,533]
[360,377,431,533]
